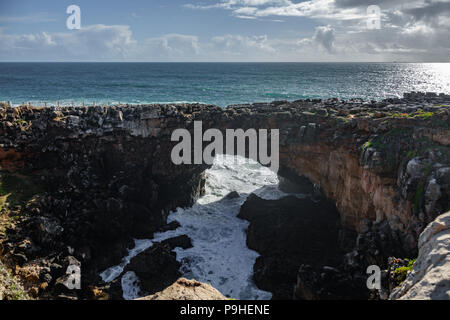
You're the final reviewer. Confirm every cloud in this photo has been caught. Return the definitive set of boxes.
[1,0,450,63]
[139,34,201,59]
[0,24,135,61]
[313,25,335,53]
[185,0,368,20]
[0,26,202,61]
[404,1,450,23]
[211,34,276,56]
[183,0,450,61]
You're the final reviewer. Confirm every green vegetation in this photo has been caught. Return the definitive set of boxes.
[391,110,434,120]
[360,128,411,169]
[391,113,409,118]
[361,127,449,176]
[412,163,432,214]
[393,259,416,286]
[362,141,373,150]
[14,119,29,126]
[405,150,418,161]
[0,261,29,300]
[414,110,434,119]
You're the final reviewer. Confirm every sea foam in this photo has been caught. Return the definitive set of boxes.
[101,154,289,300]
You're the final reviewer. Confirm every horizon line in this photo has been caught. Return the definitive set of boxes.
[1,61,450,63]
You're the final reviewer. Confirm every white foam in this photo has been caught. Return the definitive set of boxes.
[121,271,142,300]
[100,239,154,283]
[101,155,289,300]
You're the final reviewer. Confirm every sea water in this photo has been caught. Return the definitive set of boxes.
[1,62,449,107]
[100,155,292,300]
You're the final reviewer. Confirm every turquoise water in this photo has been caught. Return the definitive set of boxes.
[1,63,449,107]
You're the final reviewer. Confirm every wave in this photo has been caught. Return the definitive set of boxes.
[100,155,290,300]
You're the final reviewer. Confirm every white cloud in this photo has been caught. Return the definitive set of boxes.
[0,24,135,61]
[1,0,450,63]
[183,0,450,61]
[0,26,202,61]
[185,0,369,20]
[211,34,276,56]
[139,34,201,59]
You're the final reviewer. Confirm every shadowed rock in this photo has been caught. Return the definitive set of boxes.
[238,193,342,299]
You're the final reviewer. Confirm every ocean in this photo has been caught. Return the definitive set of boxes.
[1,62,450,107]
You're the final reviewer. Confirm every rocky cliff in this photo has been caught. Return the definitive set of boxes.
[390,211,450,300]
[0,92,449,299]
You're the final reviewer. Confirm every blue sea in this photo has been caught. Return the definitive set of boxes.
[0,62,449,107]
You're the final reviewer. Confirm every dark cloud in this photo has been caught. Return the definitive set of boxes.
[313,25,335,53]
[404,1,450,21]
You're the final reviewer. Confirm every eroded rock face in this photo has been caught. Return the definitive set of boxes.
[390,212,450,300]
[0,92,449,299]
[138,278,227,300]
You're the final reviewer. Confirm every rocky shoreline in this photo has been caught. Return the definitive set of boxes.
[0,91,449,300]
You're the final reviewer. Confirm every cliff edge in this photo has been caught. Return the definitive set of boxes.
[390,211,450,300]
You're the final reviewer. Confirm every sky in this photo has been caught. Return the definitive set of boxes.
[0,0,449,62]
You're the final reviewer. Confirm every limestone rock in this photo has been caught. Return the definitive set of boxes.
[137,278,227,300]
[390,211,450,300]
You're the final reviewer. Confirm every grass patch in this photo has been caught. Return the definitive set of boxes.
[393,259,416,286]
[391,110,435,120]
[0,262,30,300]
[412,110,434,119]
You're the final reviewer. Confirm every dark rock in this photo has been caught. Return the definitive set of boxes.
[160,235,193,250]
[158,221,181,232]
[123,243,181,295]
[278,167,315,194]
[238,193,342,299]
[293,264,368,300]
[225,191,240,199]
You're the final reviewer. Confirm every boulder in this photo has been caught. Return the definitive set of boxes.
[160,235,193,250]
[138,278,227,300]
[123,243,181,296]
[224,191,240,199]
[238,193,342,299]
